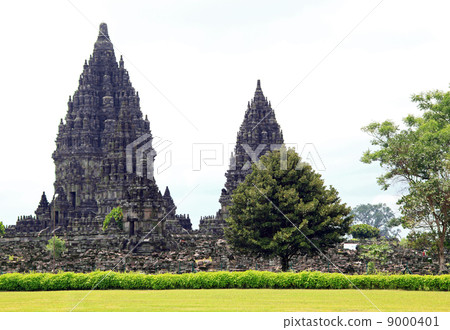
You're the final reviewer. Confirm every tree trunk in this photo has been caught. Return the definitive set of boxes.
[438,235,448,274]
[281,255,289,272]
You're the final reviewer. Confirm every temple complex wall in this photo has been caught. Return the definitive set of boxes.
[0,235,442,275]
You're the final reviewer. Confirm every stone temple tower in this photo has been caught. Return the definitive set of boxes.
[200,80,284,234]
[11,23,190,236]
[51,22,162,233]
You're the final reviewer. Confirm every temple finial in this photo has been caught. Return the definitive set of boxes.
[164,186,171,197]
[119,55,124,68]
[99,23,109,38]
[253,79,265,102]
[94,22,113,53]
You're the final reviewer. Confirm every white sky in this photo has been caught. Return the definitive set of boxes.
[1,0,449,228]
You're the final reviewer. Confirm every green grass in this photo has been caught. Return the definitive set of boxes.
[0,289,448,312]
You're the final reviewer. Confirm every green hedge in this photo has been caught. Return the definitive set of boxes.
[0,271,448,291]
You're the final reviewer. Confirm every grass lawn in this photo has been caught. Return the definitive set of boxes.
[0,289,448,312]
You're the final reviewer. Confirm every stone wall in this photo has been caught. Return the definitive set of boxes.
[0,233,444,275]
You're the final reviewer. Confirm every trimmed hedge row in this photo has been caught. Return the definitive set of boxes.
[0,271,448,291]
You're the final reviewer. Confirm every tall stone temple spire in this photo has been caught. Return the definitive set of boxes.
[200,80,284,234]
[10,23,190,237]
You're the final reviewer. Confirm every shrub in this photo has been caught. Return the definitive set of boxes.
[0,220,5,237]
[399,238,408,248]
[359,242,393,265]
[0,271,448,292]
[46,236,67,259]
[350,224,380,239]
[103,207,123,231]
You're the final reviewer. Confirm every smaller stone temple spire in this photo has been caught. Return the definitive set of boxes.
[119,55,124,68]
[38,192,49,208]
[35,191,51,221]
[162,186,176,218]
[200,80,285,235]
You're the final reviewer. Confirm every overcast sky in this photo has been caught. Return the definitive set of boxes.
[1,0,449,228]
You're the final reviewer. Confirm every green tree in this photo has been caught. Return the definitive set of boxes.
[0,221,5,237]
[351,203,400,238]
[46,236,67,259]
[362,89,450,273]
[406,230,450,253]
[103,206,124,231]
[349,223,380,239]
[359,241,393,273]
[225,147,353,271]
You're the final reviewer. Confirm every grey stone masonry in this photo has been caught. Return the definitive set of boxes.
[0,235,442,275]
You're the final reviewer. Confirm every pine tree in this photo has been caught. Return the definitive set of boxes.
[225,147,352,271]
